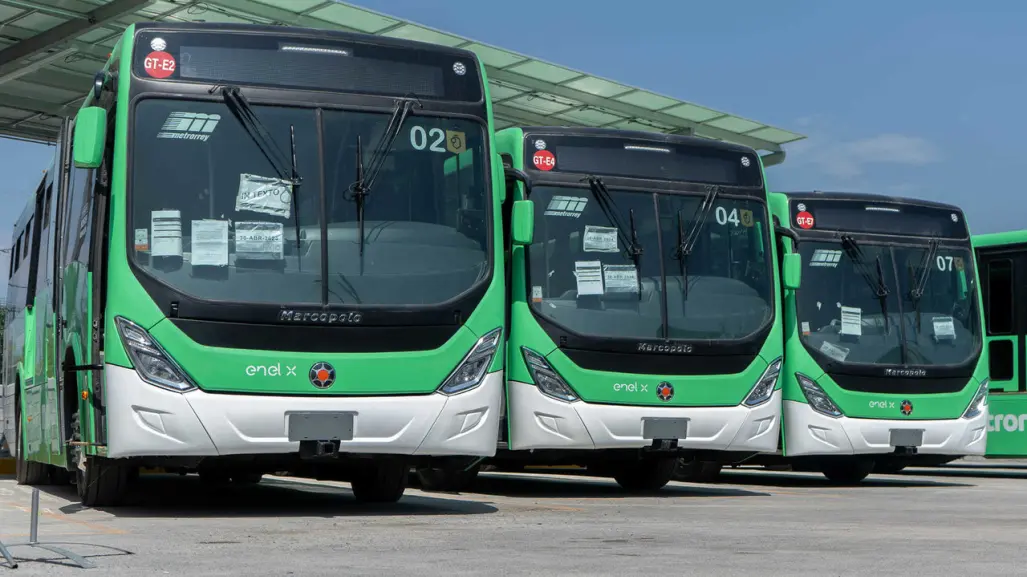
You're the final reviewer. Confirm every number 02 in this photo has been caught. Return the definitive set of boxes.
[410,126,446,152]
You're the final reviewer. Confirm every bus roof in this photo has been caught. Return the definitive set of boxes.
[0,1,805,157]
[775,190,964,213]
[515,125,759,154]
[972,230,1027,248]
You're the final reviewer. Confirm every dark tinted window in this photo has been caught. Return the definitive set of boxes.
[985,259,1014,335]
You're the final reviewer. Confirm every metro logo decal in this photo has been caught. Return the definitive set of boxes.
[157,112,221,142]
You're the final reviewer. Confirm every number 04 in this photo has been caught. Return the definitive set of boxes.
[715,206,740,227]
[410,126,446,152]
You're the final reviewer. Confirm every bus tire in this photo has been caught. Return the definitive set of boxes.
[820,458,874,484]
[351,459,407,503]
[613,457,677,492]
[415,461,480,492]
[71,411,130,507]
[231,473,263,485]
[14,393,48,485]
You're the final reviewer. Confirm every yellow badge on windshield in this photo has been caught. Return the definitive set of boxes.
[740,209,754,228]
[954,256,964,271]
[446,130,466,154]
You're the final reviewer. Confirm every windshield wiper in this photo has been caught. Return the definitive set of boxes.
[215,86,303,253]
[582,175,643,297]
[840,235,891,335]
[673,184,720,301]
[909,237,941,333]
[348,97,421,268]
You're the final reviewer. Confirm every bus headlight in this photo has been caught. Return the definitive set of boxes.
[521,347,578,402]
[114,316,197,393]
[795,373,842,418]
[962,379,989,420]
[439,328,502,395]
[743,357,782,407]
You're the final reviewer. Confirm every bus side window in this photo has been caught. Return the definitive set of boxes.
[984,258,1014,384]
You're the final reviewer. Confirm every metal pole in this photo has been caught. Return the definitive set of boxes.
[29,488,39,544]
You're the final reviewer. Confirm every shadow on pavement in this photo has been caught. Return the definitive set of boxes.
[888,466,1027,481]
[34,474,498,518]
[717,469,974,488]
[426,472,771,498]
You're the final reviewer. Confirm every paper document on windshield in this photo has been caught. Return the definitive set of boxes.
[191,219,229,266]
[574,260,604,296]
[236,221,284,260]
[582,225,619,253]
[151,210,182,257]
[839,306,863,337]
[603,264,639,294]
[932,316,957,341]
[820,341,850,362]
[236,173,294,218]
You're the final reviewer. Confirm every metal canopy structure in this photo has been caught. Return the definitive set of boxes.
[0,0,805,163]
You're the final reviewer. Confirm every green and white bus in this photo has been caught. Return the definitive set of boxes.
[416,126,801,491]
[764,191,990,481]
[1,22,524,506]
[973,230,1027,458]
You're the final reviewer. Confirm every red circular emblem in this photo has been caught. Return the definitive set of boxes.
[532,150,556,171]
[143,51,176,79]
[796,211,815,229]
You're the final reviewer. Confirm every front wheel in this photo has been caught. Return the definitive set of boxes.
[613,458,678,492]
[71,411,131,507]
[351,459,408,503]
[821,458,874,484]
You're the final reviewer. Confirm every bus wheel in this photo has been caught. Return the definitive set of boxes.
[820,458,874,484]
[415,460,480,492]
[14,397,48,485]
[231,473,263,485]
[873,462,907,475]
[71,411,130,507]
[351,459,408,503]
[613,457,678,492]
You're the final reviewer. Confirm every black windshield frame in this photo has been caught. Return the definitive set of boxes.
[794,229,983,377]
[521,168,776,358]
[123,84,495,327]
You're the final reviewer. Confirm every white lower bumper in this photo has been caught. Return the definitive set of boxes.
[506,379,781,452]
[104,364,502,459]
[783,399,988,456]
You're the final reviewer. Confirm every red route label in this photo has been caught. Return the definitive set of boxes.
[796,211,815,229]
[143,51,176,79]
[532,150,556,171]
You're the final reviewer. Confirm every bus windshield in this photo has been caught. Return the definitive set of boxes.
[796,238,980,367]
[130,98,490,307]
[526,185,773,342]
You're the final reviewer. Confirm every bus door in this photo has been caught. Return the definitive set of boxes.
[976,245,1027,456]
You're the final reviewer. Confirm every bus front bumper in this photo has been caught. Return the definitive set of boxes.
[103,364,503,459]
[506,379,781,452]
[782,399,988,457]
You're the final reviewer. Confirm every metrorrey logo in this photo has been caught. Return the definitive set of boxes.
[809,249,843,268]
[989,414,1027,432]
[157,112,220,142]
[544,195,588,218]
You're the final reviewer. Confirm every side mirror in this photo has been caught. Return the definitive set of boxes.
[511,200,534,246]
[73,106,107,169]
[782,253,801,290]
[504,165,532,199]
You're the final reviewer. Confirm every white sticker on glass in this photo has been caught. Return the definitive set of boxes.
[582,225,619,253]
[839,305,862,337]
[810,249,842,267]
[603,264,639,293]
[544,195,588,218]
[236,173,293,218]
[157,112,220,142]
[531,285,543,302]
[236,221,284,260]
[134,228,149,251]
[932,316,957,341]
[191,220,229,267]
[150,210,182,257]
[820,340,850,362]
[801,321,811,334]
[574,260,604,296]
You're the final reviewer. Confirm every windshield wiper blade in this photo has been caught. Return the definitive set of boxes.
[348,97,421,266]
[582,175,643,297]
[840,235,891,334]
[215,85,303,253]
[909,237,941,332]
[672,184,720,301]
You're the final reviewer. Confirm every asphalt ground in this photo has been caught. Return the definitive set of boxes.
[1,459,1026,576]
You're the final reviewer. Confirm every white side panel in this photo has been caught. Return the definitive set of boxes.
[783,399,988,456]
[507,379,781,452]
[104,364,502,459]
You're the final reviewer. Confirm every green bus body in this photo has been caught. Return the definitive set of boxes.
[973,230,1027,457]
[2,22,510,505]
[479,126,792,489]
[767,191,990,480]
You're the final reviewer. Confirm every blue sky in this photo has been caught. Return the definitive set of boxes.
[1,0,1025,286]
